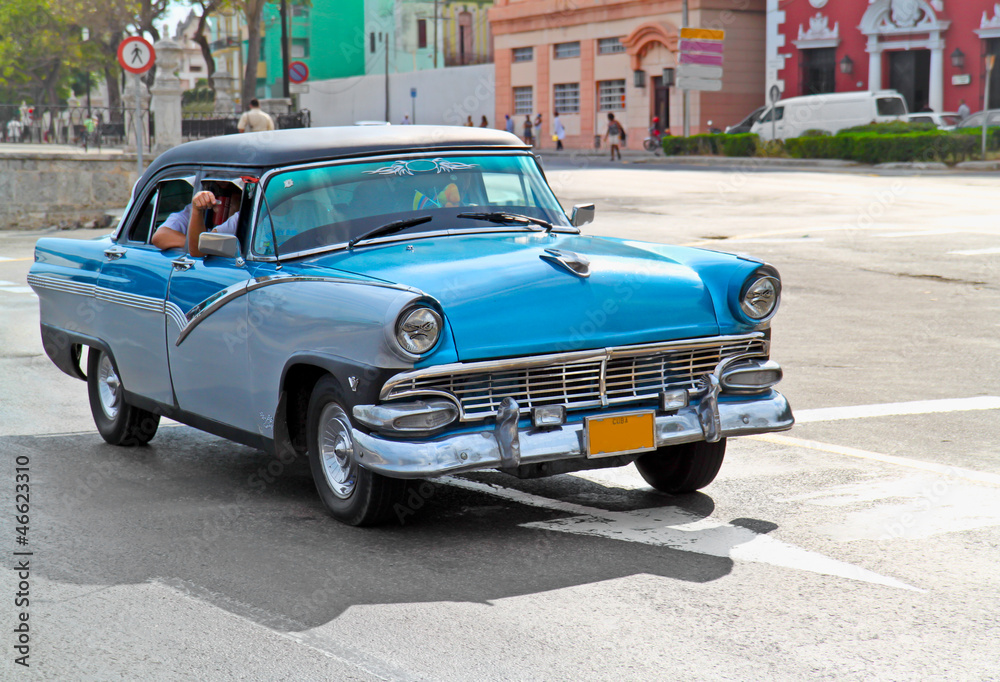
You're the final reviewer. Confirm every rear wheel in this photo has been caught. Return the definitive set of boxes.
[306,376,409,526]
[634,439,727,493]
[86,348,160,446]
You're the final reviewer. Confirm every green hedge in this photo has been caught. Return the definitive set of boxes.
[838,121,935,135]
[952,126,1000,152]
[662,133,759,157]
[786,131,978,164]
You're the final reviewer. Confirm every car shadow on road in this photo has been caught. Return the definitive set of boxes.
[13,428,781,631]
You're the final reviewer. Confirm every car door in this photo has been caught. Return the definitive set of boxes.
[165,175,256,433]
[95,173,196,406]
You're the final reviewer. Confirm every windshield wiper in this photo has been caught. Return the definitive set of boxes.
[456,211,553,233]
[348,215,433,249]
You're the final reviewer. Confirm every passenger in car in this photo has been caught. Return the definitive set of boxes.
[151,189,240,256]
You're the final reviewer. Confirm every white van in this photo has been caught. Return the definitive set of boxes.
[750,90,908,141]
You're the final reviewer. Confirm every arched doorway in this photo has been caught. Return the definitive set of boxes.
[860,0,949,112]
[623,22,679,132]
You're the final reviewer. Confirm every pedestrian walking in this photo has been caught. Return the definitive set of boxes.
[534,112,543,148]
[465,115,475,127]
[237,99,275,133]
[957,99,971,121]
[604,112,625,161]
[523,114,534,147]
[504,114,514,134]
[401,114,412,125]
[480,115,489,128]
[553,111,565,150]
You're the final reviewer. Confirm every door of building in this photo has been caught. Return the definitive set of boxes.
[987,39,1000,109]
[652,75,670,132]
[889,50,931,111]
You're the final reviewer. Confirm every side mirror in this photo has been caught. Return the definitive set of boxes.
[570,203,595,227]
[199,232,241,259]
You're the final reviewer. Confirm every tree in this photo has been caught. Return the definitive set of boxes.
[234,0,266,111]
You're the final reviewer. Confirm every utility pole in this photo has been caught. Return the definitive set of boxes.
[433,0,439,68]
[385,32,390,122]
[280,0,291,99]
[682,0,690,137]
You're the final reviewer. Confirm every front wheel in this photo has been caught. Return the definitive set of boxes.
[634,439,726,493]
[643,138,657,152]
[306,376,409,526]
[86,348,160,446]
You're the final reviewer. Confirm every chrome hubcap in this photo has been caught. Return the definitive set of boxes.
[318,403,357,499]
[97,354,121,420]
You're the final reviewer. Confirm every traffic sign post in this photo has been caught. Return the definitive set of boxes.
[288,61,309,84]
[117,36,155,174]
[677,28,725,94]
[769,84,782,142]
[410,88,416,124]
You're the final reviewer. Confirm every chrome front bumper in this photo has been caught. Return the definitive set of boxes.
[352,391,794,479]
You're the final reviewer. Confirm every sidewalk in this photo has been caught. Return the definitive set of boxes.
[0,142,128,158]
[533,146,999,172]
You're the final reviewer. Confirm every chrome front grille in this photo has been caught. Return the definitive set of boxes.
[382,334,768,421]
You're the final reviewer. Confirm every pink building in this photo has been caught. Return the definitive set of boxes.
[767,0,1000,114]
[489,0,768,148]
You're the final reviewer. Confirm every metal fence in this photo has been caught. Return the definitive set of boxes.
[0,104,311,150]
[0,104,152,151]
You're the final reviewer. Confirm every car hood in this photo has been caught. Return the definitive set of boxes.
[301,233,724,361]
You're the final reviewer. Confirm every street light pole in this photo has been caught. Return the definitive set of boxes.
[682,0,689,138]
[280,0,291,99]
[385,32,390,122]
[984,55,996,160]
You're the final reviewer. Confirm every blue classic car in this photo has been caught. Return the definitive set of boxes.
[29,127,793,525]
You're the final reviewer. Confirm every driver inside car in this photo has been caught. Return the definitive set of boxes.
[151,187,240,256]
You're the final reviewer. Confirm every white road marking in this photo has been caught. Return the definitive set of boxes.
[948,246,1000,256]
[441,476,919,591]
[793,396,1000,424]
[0,256,13,261]
[0,279,34,294]
[780,476,1000,542]
[750,434,1000,487]
[875,229,958,238]
[720,237,825,244]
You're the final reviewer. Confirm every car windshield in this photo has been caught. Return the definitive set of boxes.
[253,154,570,256]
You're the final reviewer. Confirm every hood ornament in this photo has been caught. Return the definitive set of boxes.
[540,249,591,278]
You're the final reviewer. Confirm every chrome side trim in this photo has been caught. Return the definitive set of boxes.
[164,301,187,330]
[173,273,420,346]
[27,273,97,298]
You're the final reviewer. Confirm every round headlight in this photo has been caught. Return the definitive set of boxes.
[740,275,780,320]
[395,307,442,355]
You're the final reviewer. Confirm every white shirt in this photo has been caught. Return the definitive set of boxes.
[162,204,240,236]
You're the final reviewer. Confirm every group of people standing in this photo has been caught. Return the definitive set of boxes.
[500,111,567,150]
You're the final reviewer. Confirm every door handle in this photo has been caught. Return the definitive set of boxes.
[103,245,127,260]
[171,257,195,271]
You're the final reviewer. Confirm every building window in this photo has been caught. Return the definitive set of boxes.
[292,6,308,19]
[418,19,427,49]
[553,83,580,113]
[598,79,626,111]
[598,37,625,55]
[513,86,533,115]
[370,32,376,54]
[800,48,836,95]
[512,47,533,63]
[291,38,309,59]
[554,42,581,59]
[190,65,202,72]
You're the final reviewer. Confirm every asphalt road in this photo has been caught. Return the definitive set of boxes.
[1,162,999,681]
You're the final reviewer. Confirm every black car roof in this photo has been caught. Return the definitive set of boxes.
[143,125,529,180]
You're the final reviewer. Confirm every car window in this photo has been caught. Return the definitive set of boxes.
[940,115,959,126]
[877,97,906,116]
[910,116,931,124]
[127,190,159,244]
[961,113,983,127]
[759,106,784,123]
[989,112,1000,126]
[254,154,570,257]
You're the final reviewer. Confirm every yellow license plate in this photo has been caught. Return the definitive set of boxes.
[586,412,656,458]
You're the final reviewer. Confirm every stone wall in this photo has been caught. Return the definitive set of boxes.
[0,152,141,230]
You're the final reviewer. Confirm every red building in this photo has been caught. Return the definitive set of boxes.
[767,0,1000,114]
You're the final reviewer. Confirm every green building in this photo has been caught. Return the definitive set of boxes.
[257,1,367,98]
